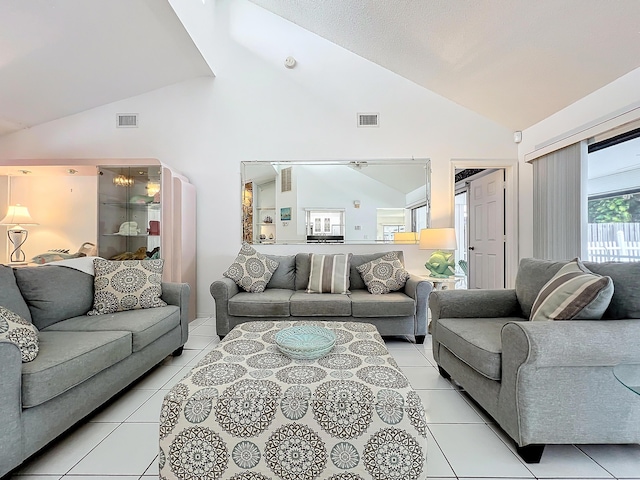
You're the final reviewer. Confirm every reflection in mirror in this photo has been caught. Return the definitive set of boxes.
[241,159,430,245]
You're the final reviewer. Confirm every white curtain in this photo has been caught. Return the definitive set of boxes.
[531,141,588,260]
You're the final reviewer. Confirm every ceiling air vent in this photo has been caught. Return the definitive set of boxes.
[357,113,379,128]
[117,113,138,128]
[281,167,292,192]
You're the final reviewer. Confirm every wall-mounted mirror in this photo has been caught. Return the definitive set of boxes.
[241,159,430,245]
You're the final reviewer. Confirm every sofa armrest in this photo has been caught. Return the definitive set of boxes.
[210,278,241,337]
[403,275,433,336]
[0,340,23,476]
[430,289,522,320]
[161,282,191,346]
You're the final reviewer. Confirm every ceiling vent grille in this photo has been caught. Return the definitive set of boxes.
[281,167,292,192]
[357,113,379,127]
[117,113,138,128]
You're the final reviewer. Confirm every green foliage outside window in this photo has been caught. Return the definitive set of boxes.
[588,193,640,223]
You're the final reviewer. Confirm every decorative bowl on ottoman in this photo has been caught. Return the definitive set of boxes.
[275,325,336,359]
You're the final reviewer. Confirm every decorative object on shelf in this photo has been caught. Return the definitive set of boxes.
[419,227,457,278]
[146,181,161,196]
[280,207,291,221]
[113,174,134,187]
[0,204,39,263]
[78,242,97,256]
[263,215,273,223]
[259,234,266,240]
[116,221,140,236]
[110,246,149,260]
[393,232,418,244]
[129,194,154,204]
[268,233,274,240]
[275,325,336,359]
[148,220,160,236]
[458,259,468,276]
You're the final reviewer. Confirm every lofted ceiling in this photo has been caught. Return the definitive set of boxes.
[250,0,640,131]
[0,0,213,137]
[1,1,639,138]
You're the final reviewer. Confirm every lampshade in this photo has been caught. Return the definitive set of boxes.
[393,232,418,244]
[0,204,38,226]
[419,228,457,250]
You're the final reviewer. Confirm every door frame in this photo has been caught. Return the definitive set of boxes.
[451,159,519,288]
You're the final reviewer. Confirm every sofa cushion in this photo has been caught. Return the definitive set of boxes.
[356,251,410,294]
[0,306,39,362]
[224,243,279,293]
[530,258,614,322]
[435,317,523,381]
[306,253,352,294]
[586,261,640,319]
[266,255,296,290]
[350,290,415,317]
[0,265,32,322]
[45,305,180,352]
[13,265,94,329]
[350,251,404,291]
[290,292,352,316]
[89,259,167,315]
[21,330,131,408]
[228,289,293,317]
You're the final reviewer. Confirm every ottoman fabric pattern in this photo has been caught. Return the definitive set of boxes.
[159,321,427,479]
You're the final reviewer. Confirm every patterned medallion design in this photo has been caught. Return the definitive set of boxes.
[160,398,184,439]
[240,321,275,332]
[222,329,243,342]
[329,370,354,379]
[312,380,374,439]
[280,385,312,420]
[276,365,327,385]
[0,306,39,362]
[168,426,228,479]
[326,474,365,480]
[223,340,264,356]
[317,353,362,370]
[247,352,291,369]
[216,380,281,437]
[184,388,218,424]
[232,441,261,469]
[224,355,247,364]
[265,423,327,480]
[344,322,376,332]
[333,329,354,345]
[248,369,273,379]
[330,442,360,470]
[363,428,424,480]
[376,389,404,425]
[406,390,428,437]
[364,355,385,365]
[356,366,409,389]
[192,364,246,387]
[223,243,279,293]
[230,472,272,480]
[196,350,223,367]
[348,340,388,356]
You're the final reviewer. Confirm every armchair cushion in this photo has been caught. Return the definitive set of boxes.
[530,258,614,322]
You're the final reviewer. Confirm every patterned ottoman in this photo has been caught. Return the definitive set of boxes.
[159,321,427,479]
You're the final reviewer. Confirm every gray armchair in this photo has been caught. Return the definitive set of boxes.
[429,258,640,463]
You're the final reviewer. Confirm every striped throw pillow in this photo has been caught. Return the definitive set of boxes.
[530,258,614,321]
[306,253,352,294]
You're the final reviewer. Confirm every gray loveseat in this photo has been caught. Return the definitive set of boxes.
[430,258,640,463]
[0,264,190,477]
[211,251,432,343]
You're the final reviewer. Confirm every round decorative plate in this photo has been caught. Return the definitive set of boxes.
[275,325,336,360]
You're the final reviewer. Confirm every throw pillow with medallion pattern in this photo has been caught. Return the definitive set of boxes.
[356,251,411,294]
[0,305,39,362]
[224,243,279,293]
[88,258,167,315]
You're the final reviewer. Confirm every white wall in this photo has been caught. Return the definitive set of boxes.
[519,67,640,258]
[0,0,515,316]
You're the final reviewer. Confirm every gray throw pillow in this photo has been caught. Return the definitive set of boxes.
[0,306,39,362]
[89,259,167,315]
[356,251,410,294]
[224,243,279,293]
[306,253,352,294]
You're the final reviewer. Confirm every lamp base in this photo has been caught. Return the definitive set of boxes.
[7,227,28,263]
[424,250,455,278]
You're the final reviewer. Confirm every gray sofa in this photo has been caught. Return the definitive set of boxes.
[430,258,640,463]
[0,264,190,477]
[211,251,432,343]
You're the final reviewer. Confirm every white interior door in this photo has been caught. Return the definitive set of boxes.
[468,169,505,289]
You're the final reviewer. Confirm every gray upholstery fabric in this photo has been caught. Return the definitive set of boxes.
[436,317,523,380]
[349,251,404,291]
[21,330,131,408]
[45,306,180,352]
[515,258,565,318]
[0,265,32,322]
[14,265,94,329]
[350,290,415,317]
[294,253,312,290]
[585,261,640,319]
[161,282,191,346]
[266,255,296,290]
[0,340,23,475]
[228,289,293,317]
[290,292,352,316]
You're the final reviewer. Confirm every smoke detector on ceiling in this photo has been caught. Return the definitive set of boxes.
[117,113,138,128]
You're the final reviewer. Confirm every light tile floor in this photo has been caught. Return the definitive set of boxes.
[12,317,640,480]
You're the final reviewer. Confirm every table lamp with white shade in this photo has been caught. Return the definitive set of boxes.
[419,227,457,278]
[0,204,38,263]
[393,232,418,244]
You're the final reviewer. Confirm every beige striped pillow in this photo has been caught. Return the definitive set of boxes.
[530,258,614,321]
[306,253,352,294]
